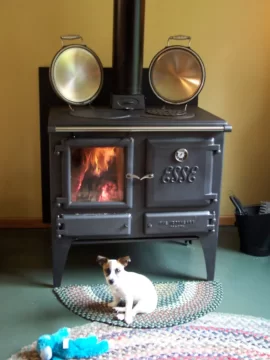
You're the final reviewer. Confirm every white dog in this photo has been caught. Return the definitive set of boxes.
[97,255,158,325]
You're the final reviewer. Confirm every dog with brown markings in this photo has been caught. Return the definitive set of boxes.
[97,255,158,325]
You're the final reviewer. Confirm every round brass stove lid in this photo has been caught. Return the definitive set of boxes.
[50,45,103,105]
[149,47,205,105]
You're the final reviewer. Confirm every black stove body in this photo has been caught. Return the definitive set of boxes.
[47,0,231,287]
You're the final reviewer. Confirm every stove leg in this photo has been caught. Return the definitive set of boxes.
[52,237,73,288]
[200,235,217,281]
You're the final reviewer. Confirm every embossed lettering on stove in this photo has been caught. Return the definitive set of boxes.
[158,219,196,228]
[161,165,199,184]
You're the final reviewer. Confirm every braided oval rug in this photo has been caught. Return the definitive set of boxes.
[8,312,270,360]
[53,281,223,328]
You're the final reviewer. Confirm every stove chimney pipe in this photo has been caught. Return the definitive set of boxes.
[112,0,145,109]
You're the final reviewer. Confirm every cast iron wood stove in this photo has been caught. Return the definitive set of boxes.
[47,0,232,287]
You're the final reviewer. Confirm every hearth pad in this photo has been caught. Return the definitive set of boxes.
[53,280,223,328]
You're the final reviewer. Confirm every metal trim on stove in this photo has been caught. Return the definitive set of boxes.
[53,125,231,132]
[55,137,134,209]
[56,213,132,237]
[144,211,216,235]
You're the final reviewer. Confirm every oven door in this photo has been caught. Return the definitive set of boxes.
[145,137,220,208]
[56,137,134,209]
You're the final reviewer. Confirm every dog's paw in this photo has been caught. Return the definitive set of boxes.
[116,313,125,321]
[125,314,134,325]
[114,306,126,313]
[108,302,118,308]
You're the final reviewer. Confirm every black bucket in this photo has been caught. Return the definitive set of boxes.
[235,205,270,257]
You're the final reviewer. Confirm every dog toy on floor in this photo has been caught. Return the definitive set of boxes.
[36,327,109,360]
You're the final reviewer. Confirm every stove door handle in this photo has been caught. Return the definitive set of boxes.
[126,173,141,180]
[140,174,155,181]
[126,173,154,181]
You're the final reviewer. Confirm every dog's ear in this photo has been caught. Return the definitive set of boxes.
[118,256,131,267]
[97,256,108,266]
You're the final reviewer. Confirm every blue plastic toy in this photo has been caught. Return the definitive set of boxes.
[36,327,109,360]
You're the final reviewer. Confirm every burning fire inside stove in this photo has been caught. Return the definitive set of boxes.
[71,146,124,202]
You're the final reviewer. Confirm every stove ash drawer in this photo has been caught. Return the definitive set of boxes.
[144,211,216,235]
[56,214,131,237]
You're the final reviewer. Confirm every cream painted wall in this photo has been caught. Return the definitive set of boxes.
[0,0,270,218]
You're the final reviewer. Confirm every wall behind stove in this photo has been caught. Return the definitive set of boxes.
[0,0,269,219]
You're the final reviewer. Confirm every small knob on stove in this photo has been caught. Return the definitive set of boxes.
[147,223,153,228]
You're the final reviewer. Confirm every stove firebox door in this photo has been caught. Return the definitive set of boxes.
[56,138,134,209]
[146,138,220,208]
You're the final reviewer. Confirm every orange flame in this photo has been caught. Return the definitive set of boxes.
[71,147,119,202]
[83,147,116,177]
[98,181,118,202]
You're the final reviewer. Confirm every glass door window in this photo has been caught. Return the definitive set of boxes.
[71,146,125,203]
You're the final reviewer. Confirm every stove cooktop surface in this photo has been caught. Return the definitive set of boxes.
[48,105,231,131]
